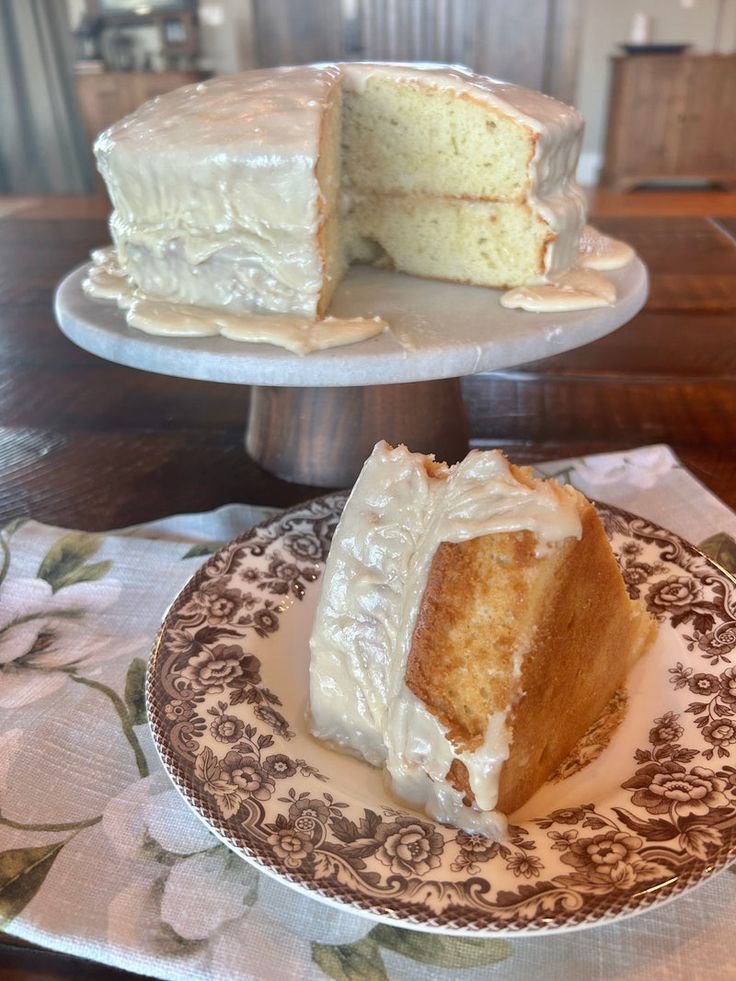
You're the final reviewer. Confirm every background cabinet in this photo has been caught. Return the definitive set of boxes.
[601,54,736,191]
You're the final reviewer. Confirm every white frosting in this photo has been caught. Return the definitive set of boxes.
[309,442,582,836]
[82,251,386,355]
[578,224,636,271]
[500,266,617,313]
[95,67,342,319]
[499,225,635,312]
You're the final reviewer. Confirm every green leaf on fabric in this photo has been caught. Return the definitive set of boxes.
[2,517,28,537]
[311,935,388,981]
[182,543,222,559]
[0,840,68,928]
[369,924,512,968]
[699,532,736,577]
[54,559,113,591]
[124,657,148,726]
[37,532,108,592]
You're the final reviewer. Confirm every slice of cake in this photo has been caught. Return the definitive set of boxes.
[92,64,586,328]
[309,442,656,838]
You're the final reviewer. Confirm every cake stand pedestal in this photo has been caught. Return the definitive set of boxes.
[246,380,470,486]
[55,260,648,486]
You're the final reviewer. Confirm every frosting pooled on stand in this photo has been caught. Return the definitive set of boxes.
[500,225,636,313]
[577,225,636,271]
[500,266,616,312]
[82,249,387,355]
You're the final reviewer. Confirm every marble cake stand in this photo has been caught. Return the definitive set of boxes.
[55,259,648,485]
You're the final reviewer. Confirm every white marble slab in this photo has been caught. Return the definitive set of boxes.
[54,260,648,387]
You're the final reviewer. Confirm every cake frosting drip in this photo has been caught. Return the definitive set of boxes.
[500,266,617,313]
[577,224,636,271]
[499,226,636,312]
[82,250,387,355]
[309,442,582,836]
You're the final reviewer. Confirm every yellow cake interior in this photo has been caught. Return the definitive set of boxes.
[406,467,657,815]
[318,73,560,313]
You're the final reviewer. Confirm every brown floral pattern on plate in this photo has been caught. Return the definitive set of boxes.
[147,496,736,935]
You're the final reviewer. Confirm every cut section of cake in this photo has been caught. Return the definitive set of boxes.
[340,64,585,289]
[308,442,656,838]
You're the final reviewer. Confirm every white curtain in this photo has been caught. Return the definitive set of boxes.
[0,0,93,193]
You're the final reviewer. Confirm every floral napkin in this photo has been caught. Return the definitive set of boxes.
[1,445,735,981]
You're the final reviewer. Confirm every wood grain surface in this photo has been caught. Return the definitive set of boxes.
[1,192,736,980]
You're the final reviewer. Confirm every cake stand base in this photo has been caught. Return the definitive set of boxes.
[246,378,470,486]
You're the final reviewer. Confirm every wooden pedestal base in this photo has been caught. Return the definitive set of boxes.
[245,379,471,487]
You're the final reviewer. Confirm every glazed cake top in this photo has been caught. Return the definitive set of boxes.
[95,63,585,261]
[95,62,582,161]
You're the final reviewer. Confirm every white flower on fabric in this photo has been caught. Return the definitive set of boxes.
[143,788,216,856]
[103,778,215,861]
[101,773,173,860]
[0,575,122,708]
[160,850,259,941]
[573,447,675,490]
[103,775,258,947]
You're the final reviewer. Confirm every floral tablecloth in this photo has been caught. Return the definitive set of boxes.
[1,445,735,981]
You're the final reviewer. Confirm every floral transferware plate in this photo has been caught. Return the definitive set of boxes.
[146,496,736,935]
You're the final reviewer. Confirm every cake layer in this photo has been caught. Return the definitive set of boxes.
[345,195,555,288]
[408,499,657,815]
[342,72,536,200]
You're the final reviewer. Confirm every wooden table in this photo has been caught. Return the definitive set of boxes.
[1,195,735,980]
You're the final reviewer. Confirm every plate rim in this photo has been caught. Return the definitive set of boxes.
[146,494,736,935]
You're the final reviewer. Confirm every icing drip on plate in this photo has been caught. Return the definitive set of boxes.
[577,225,636,271]
[82,250,387,356]
[500,225,636,313]
[500,267,616,313]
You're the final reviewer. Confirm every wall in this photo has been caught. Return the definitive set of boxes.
[198,0,256,74]
[66,0,85,31]
[194,0,582,103]
[576,0,736,185]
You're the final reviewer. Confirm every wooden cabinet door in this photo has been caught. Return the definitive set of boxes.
[677,56,736,177]
[134,71,204,107]
[603,56,689,188]
[75,74,130,149]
